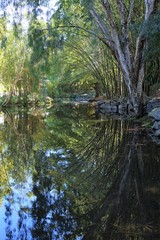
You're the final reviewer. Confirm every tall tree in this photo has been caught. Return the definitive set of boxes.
[88,0,159,115]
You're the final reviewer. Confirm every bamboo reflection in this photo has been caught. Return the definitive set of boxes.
[78,127,160,240]
[0,107,159,240]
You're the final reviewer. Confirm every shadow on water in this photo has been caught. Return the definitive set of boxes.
[0,104,159,239]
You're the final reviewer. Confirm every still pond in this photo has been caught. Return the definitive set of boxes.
[0,103,159,240]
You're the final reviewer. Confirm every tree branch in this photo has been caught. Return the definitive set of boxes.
[145,0,158,20]
[41,25,108,46]
[134,0,158,76]
[89,4,113,47]
[116,0,126,26]
[127,0,135,26]
[102,0,116,29]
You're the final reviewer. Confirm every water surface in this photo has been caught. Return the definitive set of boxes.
[0,104,159,239]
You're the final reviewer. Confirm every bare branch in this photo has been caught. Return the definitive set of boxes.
[116,0,126,26]
[89,5,111,40]
[134,0,158,73]
[127,0,135,26]
[102,0,116,28]
[145,0,158,20]
[89,3,117,53]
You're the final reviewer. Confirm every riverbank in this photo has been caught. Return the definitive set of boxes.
[93,97,160,115]
[0,95,54,108]
[93,97,160,144]
[1,94,160,143]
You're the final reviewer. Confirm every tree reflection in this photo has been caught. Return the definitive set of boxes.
[30,118,160,239]
[66,124,160,240]
[0,106,159,239]
[31,150,78,239]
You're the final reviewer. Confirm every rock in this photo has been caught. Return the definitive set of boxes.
[146,98,160,113]
[96,100,105,106]
[97,100,105,105]
[152,121,160,130]
[110,100,118,106]
[148,107,160,121]
[155,129,160,137]
[111,105,118,112]
[127,104,134,112]
[118,104,123,110]
[100,103,111,109]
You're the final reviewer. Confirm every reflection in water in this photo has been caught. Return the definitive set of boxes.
[0,104,159,240]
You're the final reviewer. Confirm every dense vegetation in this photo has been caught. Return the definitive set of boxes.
[0,0,160,115]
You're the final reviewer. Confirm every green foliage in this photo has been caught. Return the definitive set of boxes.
[144,11,160,60]
[143,11,160,92]
[0,26,37,98]
[0,0,159,102]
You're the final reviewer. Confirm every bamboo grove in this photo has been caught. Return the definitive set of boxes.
[0,0,160,114]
